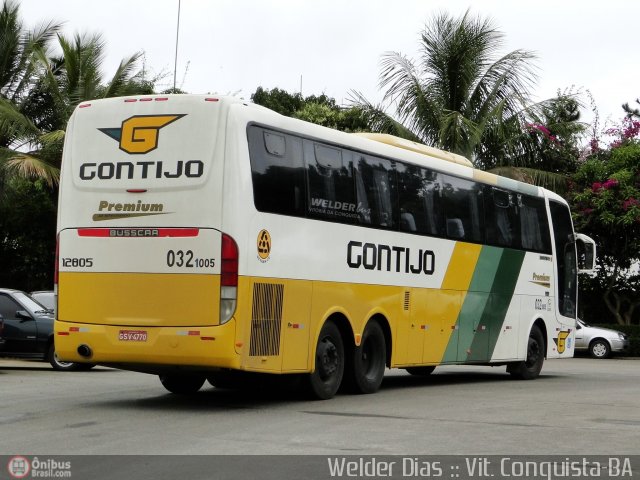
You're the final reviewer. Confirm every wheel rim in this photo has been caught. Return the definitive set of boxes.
[525,335,541,368]
[54,351,73,368]
[592,342,608,357]
[316,336,339,381]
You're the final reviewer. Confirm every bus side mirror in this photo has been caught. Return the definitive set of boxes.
[575,233,596,273]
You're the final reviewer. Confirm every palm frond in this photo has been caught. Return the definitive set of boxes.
[3,150,59,186]
[348,90,422,141]
[101,51,142,98]
[489,166,569,194]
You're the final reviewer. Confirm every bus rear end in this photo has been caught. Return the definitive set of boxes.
[55,95,240,373]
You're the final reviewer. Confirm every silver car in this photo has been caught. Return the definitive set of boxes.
[575,319,629,358]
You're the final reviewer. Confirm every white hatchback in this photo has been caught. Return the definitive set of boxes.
[575,319,629,358]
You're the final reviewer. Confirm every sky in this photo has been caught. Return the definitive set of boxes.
[17,0,640,131]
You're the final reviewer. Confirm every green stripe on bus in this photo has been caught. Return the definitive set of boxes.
[466,249,526,361]
[442,246,502,363]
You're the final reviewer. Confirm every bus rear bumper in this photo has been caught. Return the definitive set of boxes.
[54,319,240,371]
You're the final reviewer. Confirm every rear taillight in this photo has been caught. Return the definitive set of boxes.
[54,234,60,286]
[220,233,238,324]
[54,235,59,316]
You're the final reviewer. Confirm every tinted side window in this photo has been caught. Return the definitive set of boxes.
[248,126,305,216]
[355,154,397,228]
[0,294,20,319]
[304,141,357,223]
[485,188,520,249]
[550,201,577,318]
[441,175,484,242]
[397,163,443,236]
[519,195,552,253]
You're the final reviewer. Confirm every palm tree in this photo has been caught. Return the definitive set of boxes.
[0,0,61,189]
[353,10,580,181]
[0,23,152,186]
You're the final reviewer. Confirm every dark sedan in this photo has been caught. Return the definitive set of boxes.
[0,288,93,370]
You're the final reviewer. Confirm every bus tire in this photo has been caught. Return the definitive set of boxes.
[47,344,79,371]
[207,371,244,389]
[307,321,344,400]
[346,321,386,394]
[159,374,205,394]
[507,325,545,380]
[405,366,436,376]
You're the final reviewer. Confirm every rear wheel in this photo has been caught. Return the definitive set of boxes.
[207,371,244,389]
[307,321,344,400]
[159,374,206,394]
[405,366,436,376]
[508,325,545,380]
[345,321,386,394]
[47,344,78,371]
[589,339,611,359]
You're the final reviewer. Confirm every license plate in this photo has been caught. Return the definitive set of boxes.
[118,330,148,342]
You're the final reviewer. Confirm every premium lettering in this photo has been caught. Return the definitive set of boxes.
[98,200,163,212]
[347,240,435,275]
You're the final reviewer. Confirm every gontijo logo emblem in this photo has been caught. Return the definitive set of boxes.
[98,114,185,154]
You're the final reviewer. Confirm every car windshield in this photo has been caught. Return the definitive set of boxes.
[14,292,52,315]
[32,293,55,310]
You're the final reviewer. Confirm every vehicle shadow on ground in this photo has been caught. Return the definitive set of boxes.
[91,368,562,412]
[0,363,120,373]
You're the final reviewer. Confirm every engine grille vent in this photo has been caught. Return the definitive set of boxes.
[403,291,411,311]
[249,283,284,356]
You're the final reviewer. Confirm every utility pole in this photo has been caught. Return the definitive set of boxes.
[173,0,181,91]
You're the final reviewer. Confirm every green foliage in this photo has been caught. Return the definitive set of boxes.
[349,11,584,196]
[251,86,369,132]
[251,86,303,117]
[571,123,640,325]
[0,176,56,290]
[525,92,585,175]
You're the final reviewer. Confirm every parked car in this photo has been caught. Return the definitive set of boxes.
[30,291,56,312]
[0,314,5,350]
[575,318,629,359]
[0,288,94,370]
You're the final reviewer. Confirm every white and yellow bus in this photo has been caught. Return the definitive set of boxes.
[55,95,596,399]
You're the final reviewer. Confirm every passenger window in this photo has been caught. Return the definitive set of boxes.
[485,188,520,249]
[441,175,484,243]
[248,126,306,216]
[304,140,357,223]
[355,154,397,229]
[397,164,443,236]
[519,195,552,253]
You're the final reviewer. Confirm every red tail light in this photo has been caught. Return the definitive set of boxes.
[54,234,60,286]
[221,234,238,287]
[220,233,238,324]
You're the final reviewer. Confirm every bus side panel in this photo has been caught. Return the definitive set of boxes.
[236,277,312,373]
